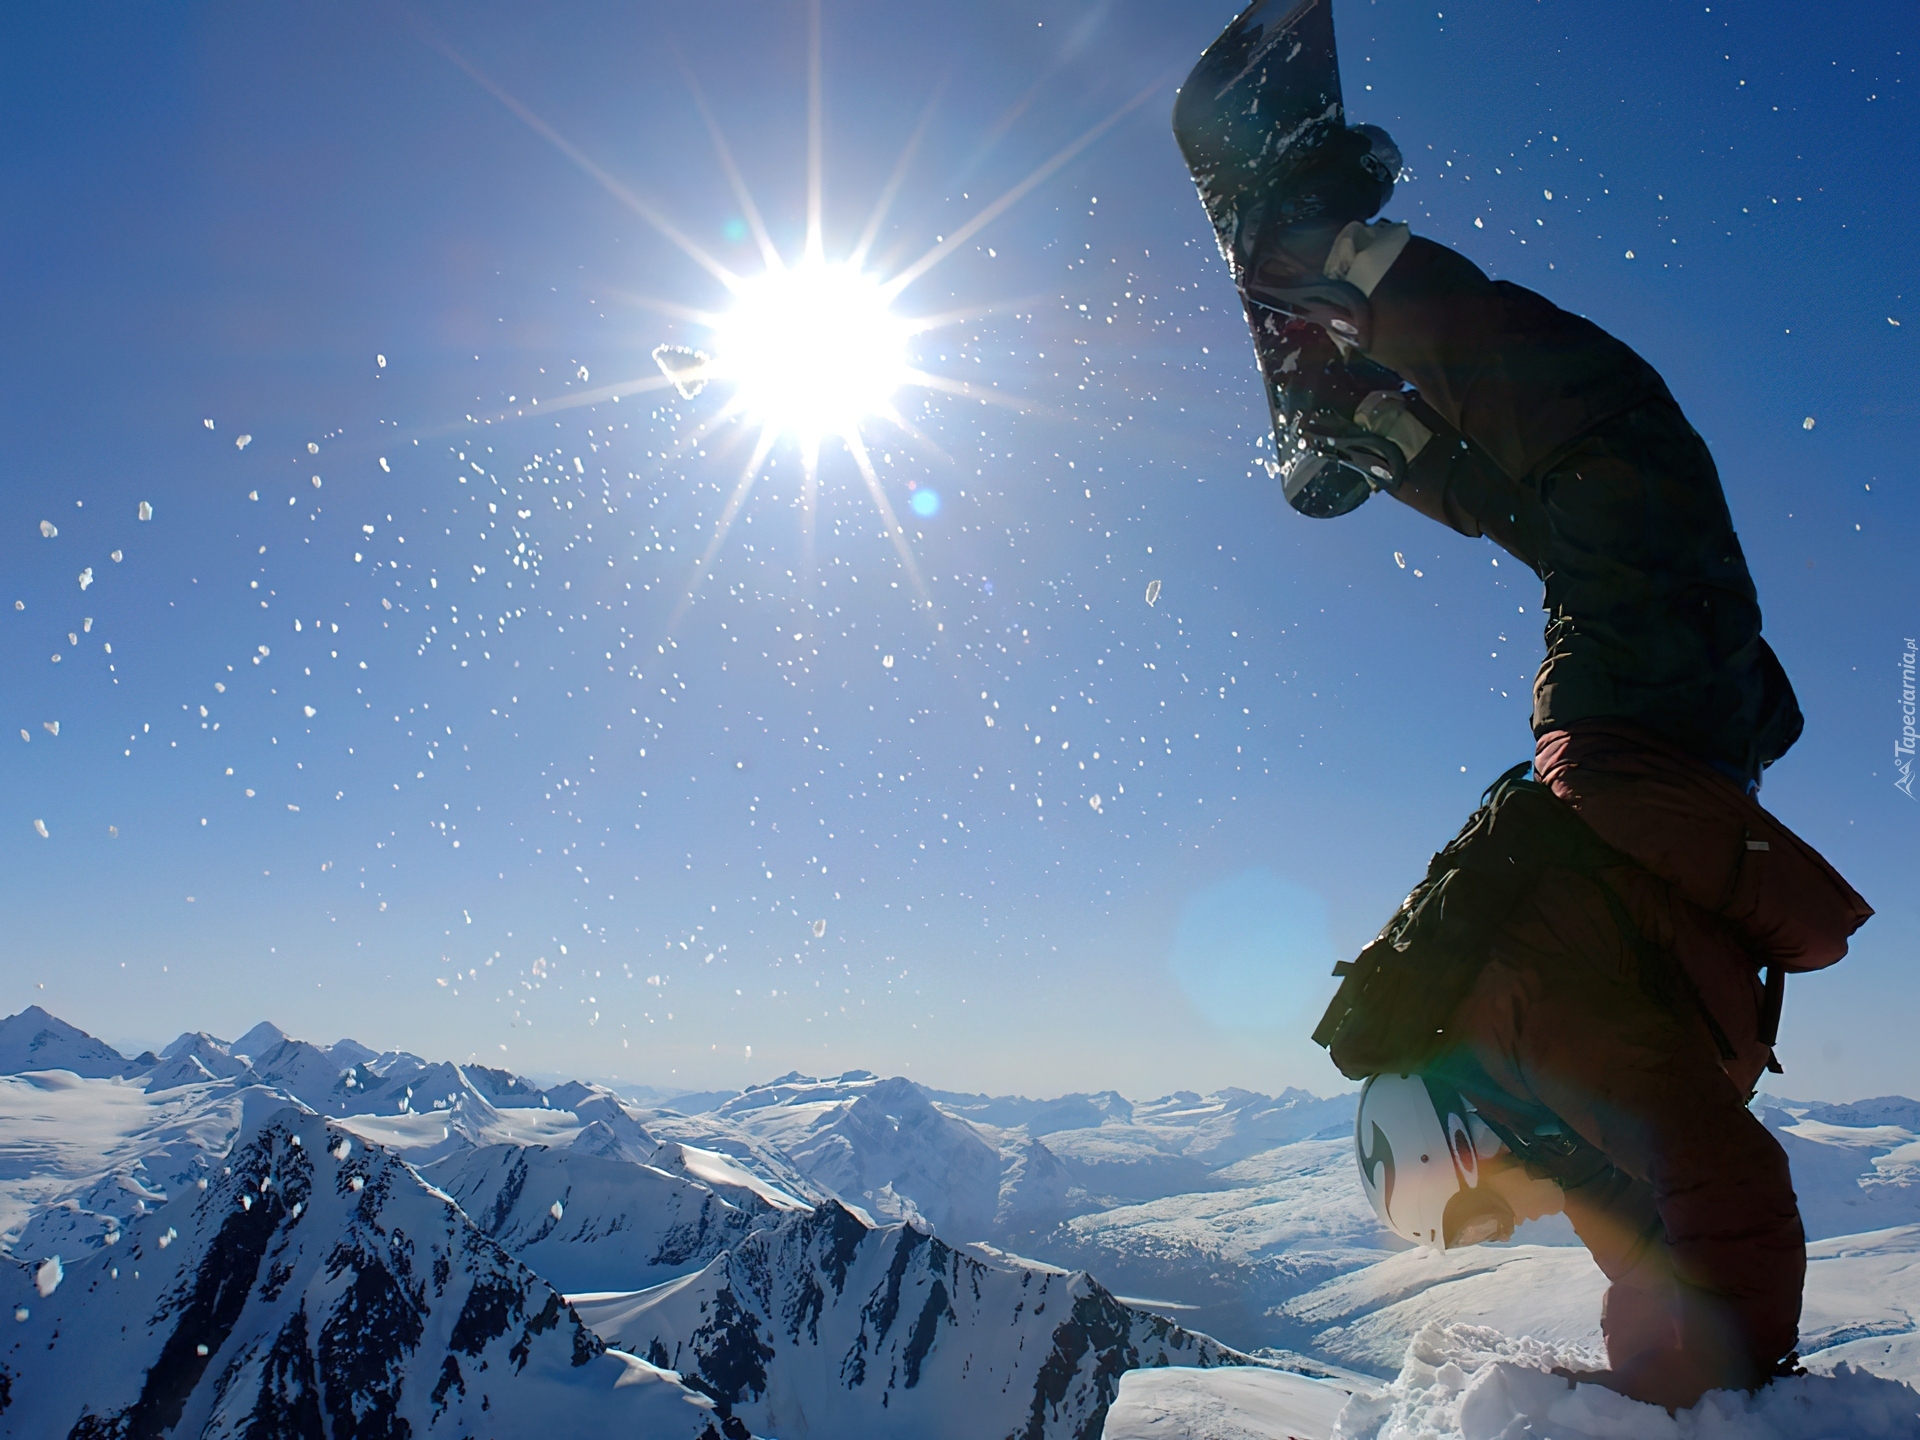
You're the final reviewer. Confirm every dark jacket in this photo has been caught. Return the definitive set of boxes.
[1367,238,1802,783]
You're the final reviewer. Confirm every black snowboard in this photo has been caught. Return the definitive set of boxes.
[1173,0,1404,519]
[1171,0,1345,279]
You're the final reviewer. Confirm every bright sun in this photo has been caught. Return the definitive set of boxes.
[712,259,912,444]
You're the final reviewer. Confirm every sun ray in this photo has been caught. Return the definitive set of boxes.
[843,428,928,604]
[848,78,948,270]
[805,0,825,263]
[882,65,1181,301]
[656,397,753,467]
[901,368,1057,419]
[668,426,779,632]
[952,68,1054,188]
[902,294,1052,337]
[515,373,682,420]
[423,28,742,292]
[606,290,730,329]
[799,442,821,589]
[873,408,958,473]
[676,56,785,274]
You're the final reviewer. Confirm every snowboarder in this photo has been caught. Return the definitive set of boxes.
[1172,0,1873,1411]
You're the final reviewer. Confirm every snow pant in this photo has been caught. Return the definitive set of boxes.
[1361,236,1803,780]
[1443,864,1806,1408]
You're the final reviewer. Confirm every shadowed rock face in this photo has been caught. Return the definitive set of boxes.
[0,1111,744,1439]
[573,1200,1252,1440]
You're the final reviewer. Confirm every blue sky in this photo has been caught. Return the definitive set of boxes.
[1,1,1911,1100]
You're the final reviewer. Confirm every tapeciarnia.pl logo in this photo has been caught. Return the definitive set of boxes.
[1898,638,1917,800]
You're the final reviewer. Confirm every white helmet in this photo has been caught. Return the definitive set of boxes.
[1355,1073,1511,1250]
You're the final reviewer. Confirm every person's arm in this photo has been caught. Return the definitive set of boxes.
[1362,238,1671,483]
[1369,396,1550,574]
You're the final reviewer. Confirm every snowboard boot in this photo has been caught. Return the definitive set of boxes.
[1255,318,1436,518]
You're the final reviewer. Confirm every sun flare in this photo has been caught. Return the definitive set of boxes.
[712,259,911,444]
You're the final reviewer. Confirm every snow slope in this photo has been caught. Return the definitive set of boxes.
[1276,1222,1920,1388]
[1331,1322,1920,1440]
[0,1006,131,1079]
[572,1200,1250,1440]
[0,1070,301,1265]
[1105,1365,1355,1440]
[0,1106,747,1438]
[423,1140,801,1294]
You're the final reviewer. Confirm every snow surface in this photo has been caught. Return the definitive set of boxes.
[1331,1322,1920,1440]
[571,1200,1251,1440]
[422,1139,793,1294]
[1106,1365,1354,1440]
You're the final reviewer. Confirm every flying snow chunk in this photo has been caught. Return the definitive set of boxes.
[333,1137,352,1160]
[811,919,827,938]
[1145,579,1162,607]
[203,418,214,429]
[78,568,93,591]
[377,353,387,368]
[39,520,56,538]
[43,722,58,737]
[882,654,894,669]
[652,343,711,399]
[1395,552,1406,569]
[349,1175,364,1191]
[303,705,317,718]
[1089,795,1103,812]
[235,434,252,450]
[33,820,48,838]
[110,550,122,562]
[137,501,153,521]
[549,1200,564,1221]
[379,457,390,473]
[577,365,589,381]
[1803,416,1816,430]
[34,1257,61,1297]
[12,1308,25,1323]
[307,442,319,454]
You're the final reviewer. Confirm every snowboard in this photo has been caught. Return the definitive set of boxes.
[1172,0,1400,520]
[1171,0,1344,281]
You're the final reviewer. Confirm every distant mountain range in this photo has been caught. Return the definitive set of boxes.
[4,1004,1920,1435]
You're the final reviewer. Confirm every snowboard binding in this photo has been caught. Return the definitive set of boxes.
[1257,318,1412,518]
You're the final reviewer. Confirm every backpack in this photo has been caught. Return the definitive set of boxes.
[1311,761,1715,1081]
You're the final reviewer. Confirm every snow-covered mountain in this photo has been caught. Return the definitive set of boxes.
[682,1071,1076,1238]
[0,1006,135,1079]
[423,1139,806,1294]
[8,1005,1920,1434]
[572,1199,1251,1440]
[0,1105,747,1438]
